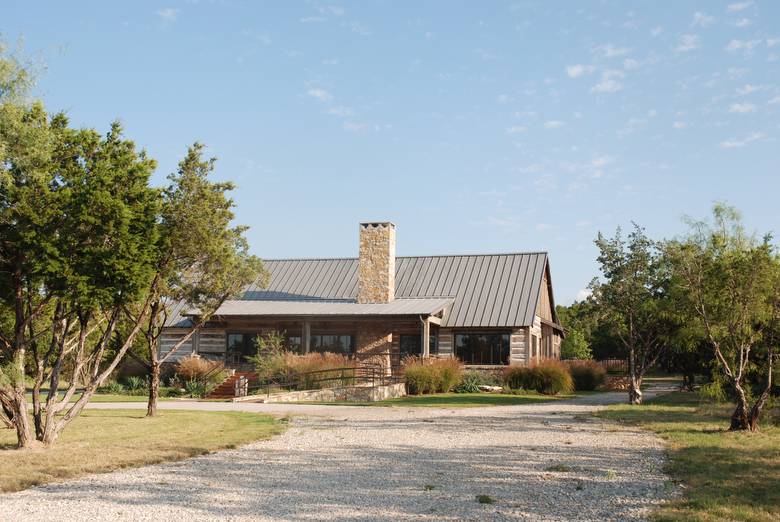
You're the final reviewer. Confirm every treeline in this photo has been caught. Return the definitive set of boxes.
[557,205,779,431]
[0,47,266,448]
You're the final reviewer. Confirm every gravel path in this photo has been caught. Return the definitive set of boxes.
[1,391,675,521]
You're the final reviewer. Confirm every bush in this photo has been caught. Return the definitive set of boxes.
[184,379,208,398]
[124,376,147,394]
[251,350,356,390]
[175,356,223,382]
[531,360,573,395]
[566,360,606,391]
[454,371,483,393]
[403,357,463,395]
[504,360,573,395]
[98,380,125,394]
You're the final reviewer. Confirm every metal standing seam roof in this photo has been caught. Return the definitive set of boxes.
[212,297,454,317]
[166,252,553,328]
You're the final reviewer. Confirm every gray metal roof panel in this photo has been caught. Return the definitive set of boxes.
[164,252,552,328]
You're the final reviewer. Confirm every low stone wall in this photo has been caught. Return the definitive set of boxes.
[235,382,406,404]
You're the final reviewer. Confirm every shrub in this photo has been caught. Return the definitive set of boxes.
[454,371,483,393]
[403,357,463,395]
[175,356,223,382]
[532,360,573,395]
[566,360,606,391]
[504,360,573,395]
[184,379,208,398]
[503,365,534,390]
[98,380,125,394]
[125,376,146,393]
[284,352,355,389]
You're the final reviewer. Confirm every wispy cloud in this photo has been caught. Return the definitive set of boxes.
[651,26,663,37]
[593,44,631,58]
[735,18,753,28]
[720,131,765,148]
[326,105,354,117]
[729,102,756,113]
[724,39,761,53]
[544,120,565,129]
[506,125,527,134]
[307,88,333,102]
[157,8,179,22]
[675,34,701,52]
[566,64,596,78]
[691,12,714,28]
[673,121,688,129]
[727,1,753,12]
[736,84,764,95]
[769,95,780,105]
[591,69,624,93]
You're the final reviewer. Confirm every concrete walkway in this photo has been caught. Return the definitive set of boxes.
[1,390,675,521]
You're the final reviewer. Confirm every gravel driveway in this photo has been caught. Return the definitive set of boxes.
[1,392,674,521]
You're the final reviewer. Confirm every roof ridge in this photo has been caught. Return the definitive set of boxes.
[262,252,548,262]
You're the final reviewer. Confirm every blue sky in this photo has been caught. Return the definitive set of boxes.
[5,1,779,305]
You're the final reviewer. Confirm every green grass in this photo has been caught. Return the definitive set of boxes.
[597,392,780,522]
[0,409,284,493]
[25,392,181,403]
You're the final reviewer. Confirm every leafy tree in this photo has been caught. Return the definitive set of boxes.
[666,204,777,431]
[0,101,160,447]
[560,329,592,359]
[590,224,671,404]
[131,144,266,417]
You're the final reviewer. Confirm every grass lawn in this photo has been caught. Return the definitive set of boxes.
[25,392,185,403]
[0,409,284,493]
[598,392,780,522]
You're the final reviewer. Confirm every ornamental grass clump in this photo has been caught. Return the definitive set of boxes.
[503,360,573,395]
[566,360,607,391]
[402,357,464,395]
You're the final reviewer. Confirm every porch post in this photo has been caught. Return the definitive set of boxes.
[303,321,311,354]
[422,317,430,358]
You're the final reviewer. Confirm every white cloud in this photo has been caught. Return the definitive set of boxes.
[590,69,624,93]
[315,4,345,16]
[591,156,614,168]
[307,88,333,102]
[736,84,763,95]
[326,105,354,117]
[769,95,780,105]
[727,1,753,12]
[729,102,756,113]
[735,18,753,28]
[506,125,527,134]
[543,120,564,129]
[593,44,631,58]
[623,58,640,70]
[691,12,714,28]
[157,8,179,22]
[566,64,596,78]
[720,132,766,148]
[575,220,591,228]
[496,93,513,104]
[767,38,780,48]
[651,26,663,37]
[725,39,761,53]
[575,288,592,302]
[675,34,701,52]
[342,121,368,132]
[673,121,688,129]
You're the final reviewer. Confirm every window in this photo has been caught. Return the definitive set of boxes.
[399,334,438,357]
[310,334,354,354]
[454,332,510,365]
[287,335,302,352]
[227,333,257,362]
[531,335,538,359]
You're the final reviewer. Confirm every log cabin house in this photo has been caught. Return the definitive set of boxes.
[161,222,563,370]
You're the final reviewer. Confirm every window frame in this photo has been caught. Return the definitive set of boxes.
[453,330,511,365]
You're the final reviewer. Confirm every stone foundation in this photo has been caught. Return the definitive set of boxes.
[236,382,406,403]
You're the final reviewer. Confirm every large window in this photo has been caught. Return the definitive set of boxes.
[227,333,257,363]
[399,334,438,357]
[454,331,510,365]
[310,334,355,355]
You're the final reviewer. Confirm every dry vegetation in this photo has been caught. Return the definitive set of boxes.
[0,409,284,493]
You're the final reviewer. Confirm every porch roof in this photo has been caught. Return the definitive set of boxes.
[186,297,453,321]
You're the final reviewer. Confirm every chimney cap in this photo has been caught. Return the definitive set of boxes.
[359,221,395,229]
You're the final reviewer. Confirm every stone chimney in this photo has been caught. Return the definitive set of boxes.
[357,222,396,304]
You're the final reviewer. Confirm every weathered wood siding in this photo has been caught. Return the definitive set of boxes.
[438,328,453,357]
[537,270,554,322]
[159,329,195,361]
[197,330,226,356]
[509,327,528,365]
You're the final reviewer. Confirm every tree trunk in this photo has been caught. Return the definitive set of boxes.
[147,360,160,417]
[10,392,37,448]
[628,381,643,404]
[729,383,751,431]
